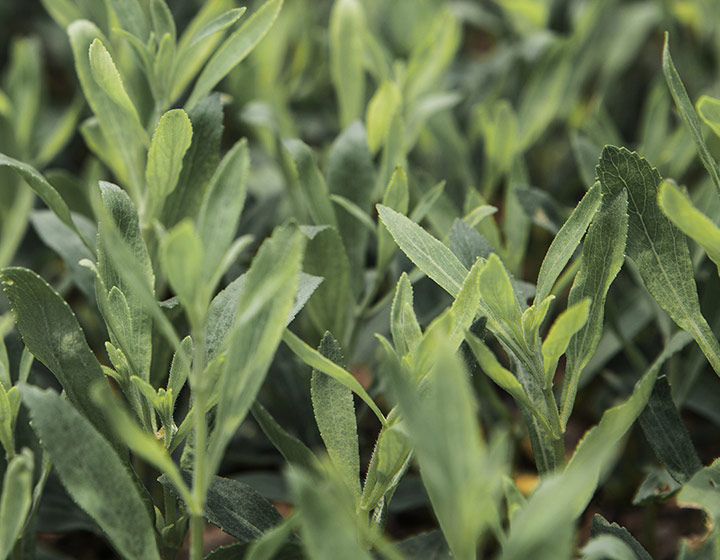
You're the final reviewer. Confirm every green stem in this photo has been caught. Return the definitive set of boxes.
[189,329,208,560]
[542,387,565,468]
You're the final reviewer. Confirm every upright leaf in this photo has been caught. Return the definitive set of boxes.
[329,0,365,128]
[20,386,159,560]
[390,273,422,358]
[311,333,360,501]
[197,139,249,277]
[561,190,628,426]
[186,0,283,108]
[0,449,33,560]
[107,0,150,42]
[284,140,338,228]
[534,183,601,305]
[597,146,720,375]
[145,109,193,219]
[377,167,409,274]
[662,33,720,192]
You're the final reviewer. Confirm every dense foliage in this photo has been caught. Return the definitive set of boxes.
[1,0,720,558]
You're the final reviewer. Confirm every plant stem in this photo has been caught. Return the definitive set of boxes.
[542,387,565,468]
[189,330,208,560]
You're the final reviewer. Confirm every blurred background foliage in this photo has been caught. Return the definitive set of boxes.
[2,0,720,558]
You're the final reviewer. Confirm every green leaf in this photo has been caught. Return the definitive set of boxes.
[386,327,506,560]
[88,40,144,132]
[282,330,385,427]
[677,458,720,526]
[145,109,194,218]
[390,273,422,358]
[326,123,374,297]
[662,33,720,192]
[639,375,702,484]
[165,472,283,542]
[288,466,372,560]
[478,253,523,340]
[301,227,350,340]
[311,333,360,501]
[597,146,720,376]
[0,154,91,250]
[366,81,402,153]
[0,449,33,560]
[168,336,193,405]
[541,299,590,388]
[186,0,283,108]
[560,190,628,426]
[377,204,468,297]
[283,140,337,228]
[40,0,82,28]
[377,167,409,274]
[658,180,720,274]
[697,95,720,138]
[150,0,176,44]
[0,268,120,450]
[251,402,317,471]
[107,0,150,41]
[589,515,652,560]
[162,95,223,227]
[534,182,601,305]
[208,226,305,473]
[396,531,451,560]
[20,386,160,560]
[329,0,365,128]
[197,139,249,278]
[161,220,204,321]
[186,8,245,49]
[68,21,146,200]
[580,535,636,560]
[97,182,154,381]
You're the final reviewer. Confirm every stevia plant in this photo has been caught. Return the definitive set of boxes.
[3,0,720,559]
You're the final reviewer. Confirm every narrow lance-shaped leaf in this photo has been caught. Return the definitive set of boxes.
[0,268,121,451]
[597,146,720,376]
[541,299,590,389]
[561,189,628,427]
[20,386,160,560]
[186,0,283,108]
[197,138,249,277]
[534,182,601,305]
[311,333,361,501]
[366,81,402,154]
[330,0,365,128]
[377,167,409,274]
[662,33,720,193]
[107,0,149,41]
[638,375,702,484]
[251,402,317,471]
[377,204,468,297]
[390,273,422,358]
[284,140,338,228]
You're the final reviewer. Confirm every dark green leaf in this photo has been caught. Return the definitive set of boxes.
[590,515,652,560]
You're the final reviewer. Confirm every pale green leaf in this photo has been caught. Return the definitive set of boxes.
[541,299,590,388]
[283,140,337,228]
[329,0,365,128]
[107,0,150,41]
[658,180,720,274]
[377,167,409,274]
[0,449,33,560]
[390,273,422,358]
[160,220,203,319]
[377,204,467,297]
[186,0,283,108]
[366,81,402,153]
[145,109,193,216]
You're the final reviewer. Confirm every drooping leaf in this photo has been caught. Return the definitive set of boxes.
[251,402,317,471]
[0,268,120,450]
[20,386,159,560]
[311,333,360,501]
[597,146,720,376]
